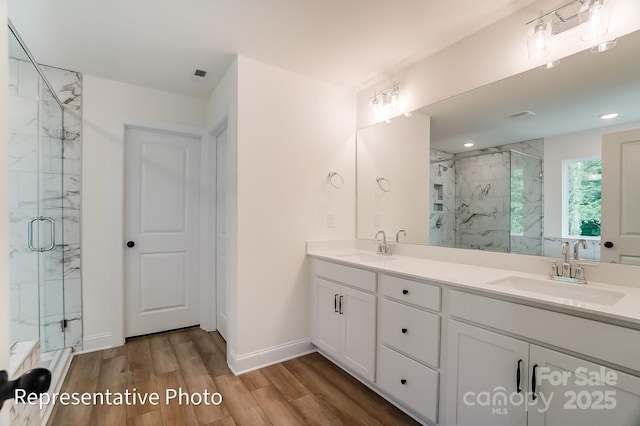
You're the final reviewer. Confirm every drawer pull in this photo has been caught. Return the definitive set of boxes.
[400,379,407,385]
[402,289,409,295]
[531,364,538,400]
[401,328,408,334]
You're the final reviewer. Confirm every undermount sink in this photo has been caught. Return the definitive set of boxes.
[487,276,624,306]
[337,252,396,263]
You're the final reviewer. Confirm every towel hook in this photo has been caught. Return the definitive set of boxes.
[376,176,391,192]
[328,171,344,189]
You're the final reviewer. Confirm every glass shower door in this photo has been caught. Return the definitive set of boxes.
[8,26,66,353]
[37,81,65,353]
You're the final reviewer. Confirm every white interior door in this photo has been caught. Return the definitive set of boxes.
[601,128,640,265]
[124,127,201,337]
[215,128,229,340]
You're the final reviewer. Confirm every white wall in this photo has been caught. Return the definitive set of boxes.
[82,75,206,350]
[544,121,640,237]
[0,3,10,424]
[204,59,239,362]
[356,113,430,244]
[356,0,640,128]
[233,56,355,361]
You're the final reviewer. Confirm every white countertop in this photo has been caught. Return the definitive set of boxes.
[307,246,640,327]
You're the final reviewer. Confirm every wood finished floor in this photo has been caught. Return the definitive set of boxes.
[48,327,420,425]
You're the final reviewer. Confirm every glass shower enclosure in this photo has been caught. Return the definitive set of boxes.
[430,149,543,255]
[8,25,67,354]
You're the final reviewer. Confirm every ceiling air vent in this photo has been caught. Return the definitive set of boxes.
[194,69,207,78]
[509,110,535,119]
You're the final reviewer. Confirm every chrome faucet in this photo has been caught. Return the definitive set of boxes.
[561,241,571,277]
[573,239,587,260]
[375,231,392,256]
[396,229,406,242]
[548,241,588,284]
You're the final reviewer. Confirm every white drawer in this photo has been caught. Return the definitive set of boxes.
[380,299,440,367]
[381,274,441,311]
[378,345,439,423]
[314,259,376,292]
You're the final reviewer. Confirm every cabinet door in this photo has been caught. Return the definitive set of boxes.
[341,285,377,382]
[446,320,529,426]
[528,345,640,426]
[314,278,341,358]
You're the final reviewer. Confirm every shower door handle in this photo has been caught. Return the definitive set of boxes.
[27,217,38,251]
[41,217,56,252]
[27,217,56,252]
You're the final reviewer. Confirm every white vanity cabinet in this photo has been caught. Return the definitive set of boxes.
[377,274,441,423]
[446,290,640,426]
[311,259,377,382]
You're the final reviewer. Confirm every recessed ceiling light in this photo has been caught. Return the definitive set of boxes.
[463,142,475,148]
[600,113,619,120]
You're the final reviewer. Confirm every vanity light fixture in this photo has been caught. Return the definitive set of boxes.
[525,0,614,62]
[371,83,400,122]
[600,113,618,119]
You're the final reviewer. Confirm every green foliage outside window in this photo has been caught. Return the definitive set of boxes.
[567,159,601,237]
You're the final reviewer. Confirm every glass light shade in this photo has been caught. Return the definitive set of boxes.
[579,0,611,41]
[527,17,552,60]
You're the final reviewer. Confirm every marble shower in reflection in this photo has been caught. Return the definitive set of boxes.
[430,140,543,255]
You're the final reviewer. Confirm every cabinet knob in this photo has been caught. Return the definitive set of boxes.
[402,289,409,295]
[400,379,407,385]
[401,328,408,334]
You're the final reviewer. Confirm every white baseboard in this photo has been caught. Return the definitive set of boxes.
[81,332,113,353]
[228,338,315,375]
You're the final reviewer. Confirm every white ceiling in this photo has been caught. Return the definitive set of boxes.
[8,0,537,98]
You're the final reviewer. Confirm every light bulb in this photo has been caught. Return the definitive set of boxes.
[581,0,608,41]
[390,86,400,112]
[528,18,551,60]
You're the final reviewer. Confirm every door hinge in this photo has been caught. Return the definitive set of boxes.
[60,319,69,332]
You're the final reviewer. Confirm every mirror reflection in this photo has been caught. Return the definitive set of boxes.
[356,29,640,264]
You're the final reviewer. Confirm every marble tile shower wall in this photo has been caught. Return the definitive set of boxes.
[8,58,82,352]
[42,64,82,352]
[455,152,512,252]
[429,149,455,247]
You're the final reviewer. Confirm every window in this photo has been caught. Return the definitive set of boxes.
[563,157,602,237]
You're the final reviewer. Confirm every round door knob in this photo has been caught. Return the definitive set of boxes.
[603,241,614,248]
[402,289,409,295]
[126,241,135,248]
[401,328,408,334]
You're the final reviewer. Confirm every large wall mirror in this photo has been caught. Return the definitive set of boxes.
[356,29,640,265]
